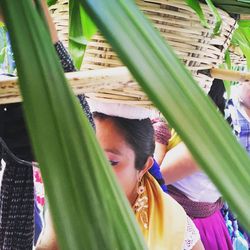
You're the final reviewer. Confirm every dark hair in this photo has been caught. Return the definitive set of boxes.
[93,112,155,170]
[208,79,226,116]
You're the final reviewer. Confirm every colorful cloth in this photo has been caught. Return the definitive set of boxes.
[168,185,223,218]
[33,166,45,245]
[221,203,249,250]
[134,172,188,250]
[167,185,233,250]
[193,210,233,250]
[33,166,45,209]
[152,117,171,145]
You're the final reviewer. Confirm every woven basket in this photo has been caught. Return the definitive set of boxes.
[230,50,247,70]
[50,0,236,107]
[49,0,69,48]
[82,0,236,92]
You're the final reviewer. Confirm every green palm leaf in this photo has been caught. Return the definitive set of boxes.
[69,0,97,69]
[0,0,146,249]
[79,0,250,230]
[231,20,250,69]
[186,0,209,28]
[204,0,222,35]
[46,0,57,7]
[211,0,250,14]
[186,0,222,35]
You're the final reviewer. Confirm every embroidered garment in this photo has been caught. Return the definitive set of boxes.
[33,166,45,209]
[33,166,45,245]
[152,117,171,145]
[0,142,34,250]
[168,185,223,218]
[134,172,199,250]
[54,41,76,73]
[185,217,200,250]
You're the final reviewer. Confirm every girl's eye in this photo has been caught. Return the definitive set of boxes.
[110,160,119,167]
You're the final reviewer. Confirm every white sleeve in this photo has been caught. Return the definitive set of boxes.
[183,216,200,250]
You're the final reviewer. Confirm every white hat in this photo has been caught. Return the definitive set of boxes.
[88,98,159,120]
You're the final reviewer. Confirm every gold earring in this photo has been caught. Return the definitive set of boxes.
[133,178,148,229]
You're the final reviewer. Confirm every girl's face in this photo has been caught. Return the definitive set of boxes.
[95,117,139,204]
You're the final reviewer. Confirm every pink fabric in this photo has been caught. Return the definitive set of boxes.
[151,118,171,145]
[193,210,233,250]
[33,166,45,208]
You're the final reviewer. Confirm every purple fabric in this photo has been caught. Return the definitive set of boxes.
[193,210,233,250]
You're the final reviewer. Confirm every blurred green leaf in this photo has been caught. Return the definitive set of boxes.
[46,0,57,7]
[224,49,232,69]
[205,0,222,35]
[0,47,6,65]
[186,0,222,35]
[186,0,209,28]
[221,50,232,100]
[210,0,250,14]
[220,63,231,100]
[69,0,97,69]
[231,21,250,69]
[237,0,250,3]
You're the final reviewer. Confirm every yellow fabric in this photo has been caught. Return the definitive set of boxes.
[134,172,187,250]
[166,129,182,151]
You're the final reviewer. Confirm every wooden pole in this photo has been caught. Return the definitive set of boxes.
[1,67,250,105]
[0,67,134,104]
[210,68,250,82]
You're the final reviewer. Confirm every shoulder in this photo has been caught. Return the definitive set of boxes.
[164,194,187,234]
[163,196,200,250]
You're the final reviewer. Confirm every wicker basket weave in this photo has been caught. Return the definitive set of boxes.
[49,0,236,107]
[49,0,69,47]
[230,51,247,69]
[82,0,236,92]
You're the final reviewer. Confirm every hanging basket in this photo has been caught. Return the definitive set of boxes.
[49,0,236,107]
